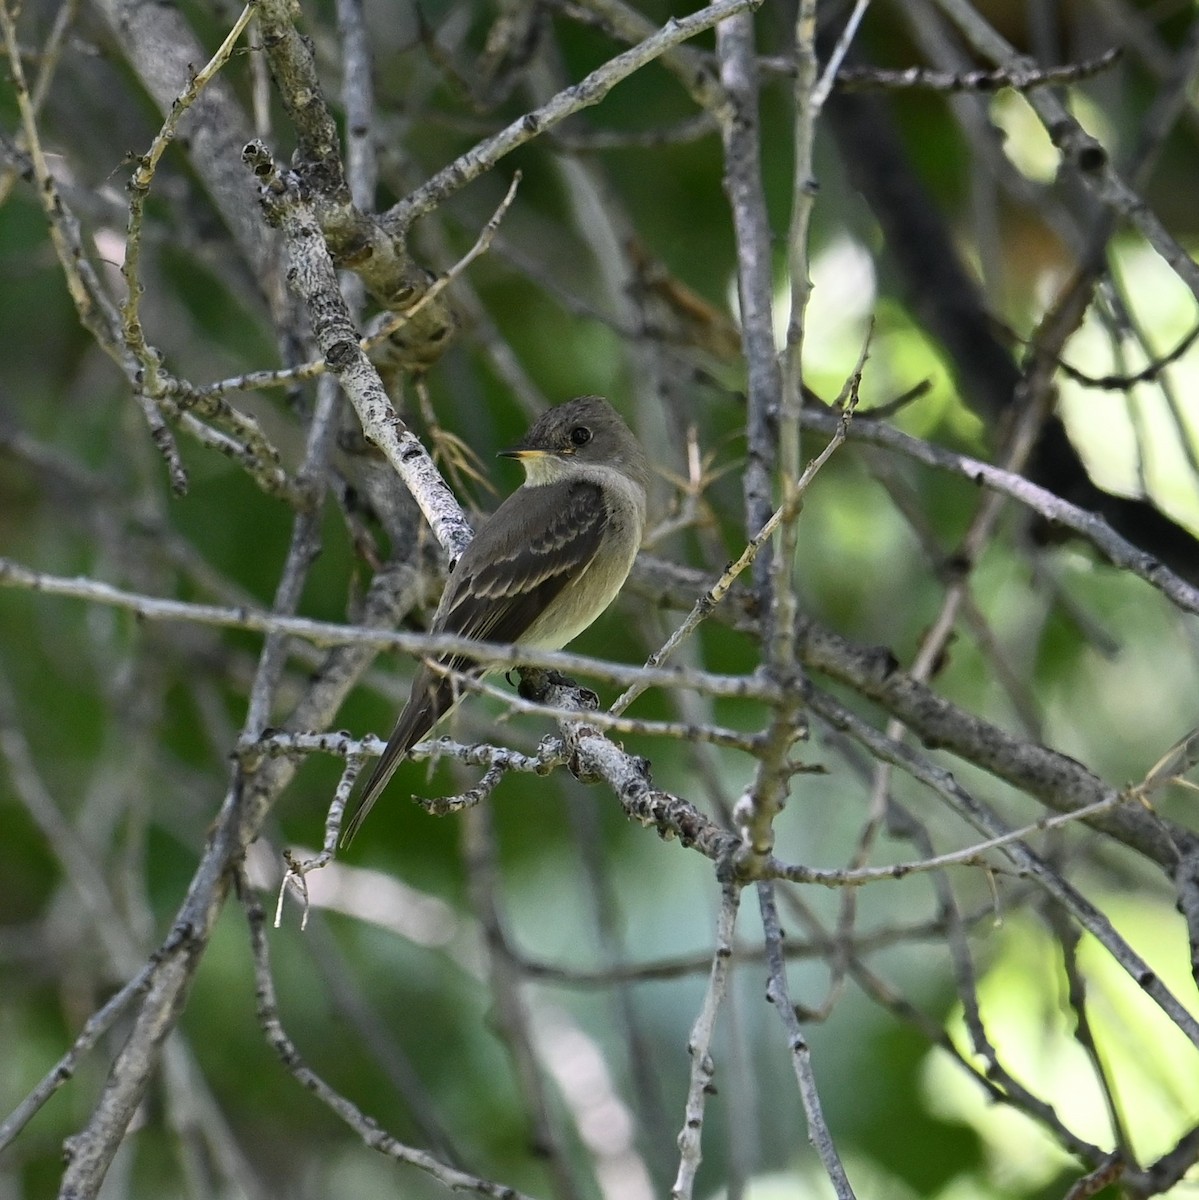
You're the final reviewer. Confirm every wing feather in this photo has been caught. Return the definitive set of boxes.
[439,479,608,646]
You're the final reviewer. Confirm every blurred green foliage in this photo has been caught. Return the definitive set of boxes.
[3,1,1199,1198]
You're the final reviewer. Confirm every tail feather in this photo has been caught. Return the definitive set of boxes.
[341,666,452,846]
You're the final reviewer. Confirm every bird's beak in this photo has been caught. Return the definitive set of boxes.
[498,446,548,460]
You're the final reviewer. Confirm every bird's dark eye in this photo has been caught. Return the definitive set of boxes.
[569,426,592,446]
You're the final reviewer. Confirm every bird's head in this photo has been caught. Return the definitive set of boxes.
[499,395,649,491]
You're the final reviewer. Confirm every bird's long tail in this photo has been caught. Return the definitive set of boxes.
[341,665,452,846]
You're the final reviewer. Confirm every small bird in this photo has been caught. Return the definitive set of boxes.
[343,396,650,845]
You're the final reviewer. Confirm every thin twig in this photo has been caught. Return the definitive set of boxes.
[798,405,1199,617]
[672,882,740,1200]
[0,556,783,702]
[121,3,254,393]
[757,882,856,1197]
[0,960,158,1151]
[828,47,1122,92]
[384,0,760,232]
[808,688,1199,1049]
[240,873,540,1199]
[612,395,856,717]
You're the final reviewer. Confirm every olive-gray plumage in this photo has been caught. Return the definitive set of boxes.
[343,396,649,844]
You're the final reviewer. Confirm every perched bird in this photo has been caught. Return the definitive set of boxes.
[343,396,649,844]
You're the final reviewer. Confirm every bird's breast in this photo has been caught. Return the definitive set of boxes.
[521,488,644,650]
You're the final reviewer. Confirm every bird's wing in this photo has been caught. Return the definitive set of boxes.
[342,480,608,846]
[439,478,609,645]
